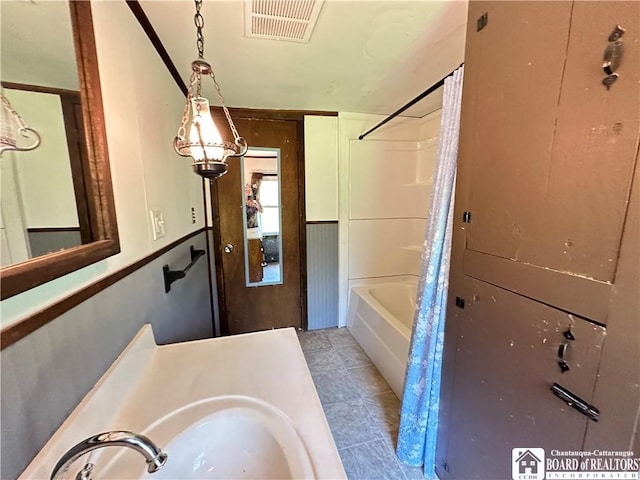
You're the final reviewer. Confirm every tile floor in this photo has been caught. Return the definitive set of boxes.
[297,327,424,480]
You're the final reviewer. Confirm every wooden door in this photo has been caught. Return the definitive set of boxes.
[437,2,640,478]
[212,115,304,335]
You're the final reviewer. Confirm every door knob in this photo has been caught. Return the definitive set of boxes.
[224,244,234,253]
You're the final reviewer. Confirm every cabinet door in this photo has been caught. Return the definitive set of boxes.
[438,2,640,478]
[437,277,605,480]
[463,1,639,304]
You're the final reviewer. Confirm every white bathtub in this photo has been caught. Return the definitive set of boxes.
[347,281,417,399]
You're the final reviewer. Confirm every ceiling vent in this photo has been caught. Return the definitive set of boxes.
[245,0,325,43]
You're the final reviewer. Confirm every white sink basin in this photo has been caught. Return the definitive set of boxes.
[20,328,345,480]
[97,396,315,479]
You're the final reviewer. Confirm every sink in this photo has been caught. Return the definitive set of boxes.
[96,396,315,479]
[21,328,346,480]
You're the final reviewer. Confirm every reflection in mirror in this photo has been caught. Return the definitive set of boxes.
[242,148,283,287]
[1,1,91,267]
[1,85,91,266]
[0,0,120,303]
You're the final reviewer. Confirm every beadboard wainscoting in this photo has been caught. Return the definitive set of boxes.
[306,222,339,330]
[1,232,213,479]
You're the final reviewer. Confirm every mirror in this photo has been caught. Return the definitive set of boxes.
[0,1,119,300]
[1,85,91,264]
[241,148,283,287]
[1,1,87,265]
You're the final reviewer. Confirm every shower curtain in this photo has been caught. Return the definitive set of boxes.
[396,65,464,477]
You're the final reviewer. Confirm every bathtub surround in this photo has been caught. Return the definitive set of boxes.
[397,65,463,475]
[338,110,441,327]
[298,328,424,480]
[339,109,441,415]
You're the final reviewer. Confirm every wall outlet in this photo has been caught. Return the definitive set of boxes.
[150,210,165,240]
[191,207,196,224]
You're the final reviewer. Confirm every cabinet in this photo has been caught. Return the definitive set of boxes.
[437,2,640,478]
[247,239,264,283]
[442,279,606,478]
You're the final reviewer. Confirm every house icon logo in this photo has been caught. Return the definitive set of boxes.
[512,448,545,480]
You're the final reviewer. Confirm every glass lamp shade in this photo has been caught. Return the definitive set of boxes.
[188,96,224,161]
[174,95,240,178]
[0,94,41,157]
[0,103,18,153]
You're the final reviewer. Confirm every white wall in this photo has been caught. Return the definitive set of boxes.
[0,2,204,328]
[1,158,31,266]
[304,116,338,221]
[3,89,79,228]
[338,110,441,325]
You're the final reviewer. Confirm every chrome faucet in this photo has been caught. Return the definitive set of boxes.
[50,431,167,480]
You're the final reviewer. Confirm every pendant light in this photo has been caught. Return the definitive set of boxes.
[173,0,247,179]
[0,93,41,157]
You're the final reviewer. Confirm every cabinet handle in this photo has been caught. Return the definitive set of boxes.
[557,343,567,359]
[563,327,575,341]
[551,383,599,421]
[557,343,570,373]
[602,25,626,89]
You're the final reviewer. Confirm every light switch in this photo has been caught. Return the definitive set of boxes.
[150,210,165,240]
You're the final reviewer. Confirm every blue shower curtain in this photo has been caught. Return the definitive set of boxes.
[396,66,464,477]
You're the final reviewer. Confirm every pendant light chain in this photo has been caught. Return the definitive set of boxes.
[191,0,241,142]
[210,72,241,141]
[173,0,248,178]
[176,75,195,140]
[194,0,205,60]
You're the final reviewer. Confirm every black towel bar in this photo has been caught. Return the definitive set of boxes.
[163,245,205,293]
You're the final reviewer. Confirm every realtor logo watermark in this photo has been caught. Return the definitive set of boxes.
[513,448,546,480]
[512,448,639,480]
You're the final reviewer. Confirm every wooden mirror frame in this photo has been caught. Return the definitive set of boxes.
[0,1,119,300]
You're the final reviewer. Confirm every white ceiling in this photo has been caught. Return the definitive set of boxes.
[1,0,79,90]
[1,0,468,118]
[140,0,468,117]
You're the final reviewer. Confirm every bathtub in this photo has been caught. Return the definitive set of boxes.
[347,280,417,399]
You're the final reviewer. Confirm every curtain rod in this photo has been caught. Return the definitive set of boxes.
[358,63,464,140]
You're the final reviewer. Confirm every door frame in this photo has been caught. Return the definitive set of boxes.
[210,108,327,335]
